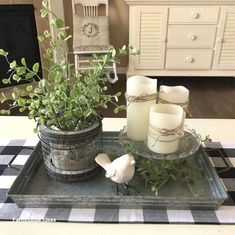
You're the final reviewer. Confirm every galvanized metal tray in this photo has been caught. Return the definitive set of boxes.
[8,132,228,209]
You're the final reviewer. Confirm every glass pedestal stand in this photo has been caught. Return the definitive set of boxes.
[118,126,201,161]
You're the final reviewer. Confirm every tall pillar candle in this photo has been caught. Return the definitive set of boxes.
[147,104,184,154]
[158,85,190,127]
[126,76,157,141]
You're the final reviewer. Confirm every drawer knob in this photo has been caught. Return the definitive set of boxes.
[218,38,224,43]
[190,35,197,41]
[186,57,194,63]
[192,12,200,19]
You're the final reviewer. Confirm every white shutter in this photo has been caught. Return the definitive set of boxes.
[133,7,168,70]
[213,7,235,69]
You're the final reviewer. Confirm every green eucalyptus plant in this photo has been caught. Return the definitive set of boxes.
[0,0,137,132]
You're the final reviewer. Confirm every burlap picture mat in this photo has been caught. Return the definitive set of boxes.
[73,16,110,50]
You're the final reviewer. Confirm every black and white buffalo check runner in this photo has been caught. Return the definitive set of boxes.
[0,139,235,224]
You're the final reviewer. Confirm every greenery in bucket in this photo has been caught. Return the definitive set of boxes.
[0,0,138,132]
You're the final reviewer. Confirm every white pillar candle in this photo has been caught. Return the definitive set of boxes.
[126,76,157,141]
[158,85,189,105]
[158,85,190,128]
[147,104,184,154]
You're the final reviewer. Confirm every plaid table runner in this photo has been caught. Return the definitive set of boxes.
[0,139,235,224]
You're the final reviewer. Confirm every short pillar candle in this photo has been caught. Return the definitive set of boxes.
[126,76,157,141]
[158,85,190,126]
[147,104,184,154]
[158,86,189,105]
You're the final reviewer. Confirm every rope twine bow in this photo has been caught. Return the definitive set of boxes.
[158,92,192,117]
[148,124,184,146]
[126,92,158,103]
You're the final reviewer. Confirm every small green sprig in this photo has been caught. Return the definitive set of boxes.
[136,157,204,197]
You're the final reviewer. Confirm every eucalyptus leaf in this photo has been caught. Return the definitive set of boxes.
[21,58,27,66]
[26,85,33,92]
[51,18,65,28]
[33,63,40,73]
[119,105,126,110]
[19,107,26,112]
[42,0,48,8]
[33,127,38,133]
[0,96,7,104]
[10,60,17,69]
[57,31,66,40]
[116,92,121,97]
[0,109,7,115]
[13,74,20,82]
[0,49,7,56]
[44,30,51,38]
[114,107,119,114]
[38,35,45,43]
[114,96,118,102]
[40,9,48,18]
[38,80,47,89]
[70,87,80,97]
[12,92,17,99]
[121,45,127,51]
[2,79,9,85]
[26,72,35,79]
[17,67,26,75]
[34,88,42,94]
[17,98,26,106]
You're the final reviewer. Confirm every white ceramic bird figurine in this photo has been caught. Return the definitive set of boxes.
[95,153,136,184]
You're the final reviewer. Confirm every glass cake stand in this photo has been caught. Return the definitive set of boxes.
[118,126,201,160]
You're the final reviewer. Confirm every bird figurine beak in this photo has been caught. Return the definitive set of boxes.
[127,154,135,165]
[130,159,135,165]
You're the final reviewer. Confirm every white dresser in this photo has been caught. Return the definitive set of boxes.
[125,0,235,77]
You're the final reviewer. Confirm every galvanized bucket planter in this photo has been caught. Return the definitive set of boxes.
[39,121,102,182]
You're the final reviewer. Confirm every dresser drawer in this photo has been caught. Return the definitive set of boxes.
[169,7,220,24]
[166,49,213,69]
[167,25,217,48]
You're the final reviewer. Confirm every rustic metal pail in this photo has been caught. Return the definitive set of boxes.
[39,121,102,182]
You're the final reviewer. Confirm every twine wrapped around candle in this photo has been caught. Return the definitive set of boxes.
[158,93,192,117]
[126,93,157,103]
[148,124,184,145]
